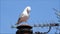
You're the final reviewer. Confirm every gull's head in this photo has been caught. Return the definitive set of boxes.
[26,6,31,14]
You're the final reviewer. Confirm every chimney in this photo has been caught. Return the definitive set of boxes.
[16,24,33,34]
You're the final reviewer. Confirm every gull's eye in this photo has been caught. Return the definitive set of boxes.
[27,9,29,14]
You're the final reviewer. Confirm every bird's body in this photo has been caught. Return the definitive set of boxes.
[16,16,29,24]
[16,6,31,25]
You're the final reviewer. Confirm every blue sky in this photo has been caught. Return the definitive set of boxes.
[0,0,60,34]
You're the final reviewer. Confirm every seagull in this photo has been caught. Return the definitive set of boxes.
[16,6,31,25]
[11,6,31,28]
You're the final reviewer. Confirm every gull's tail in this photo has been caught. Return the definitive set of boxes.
[11,25,18,28]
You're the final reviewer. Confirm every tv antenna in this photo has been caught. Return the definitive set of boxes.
[53,8,60,22]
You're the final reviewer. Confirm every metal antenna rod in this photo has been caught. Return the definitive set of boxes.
[53,8,60,22]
